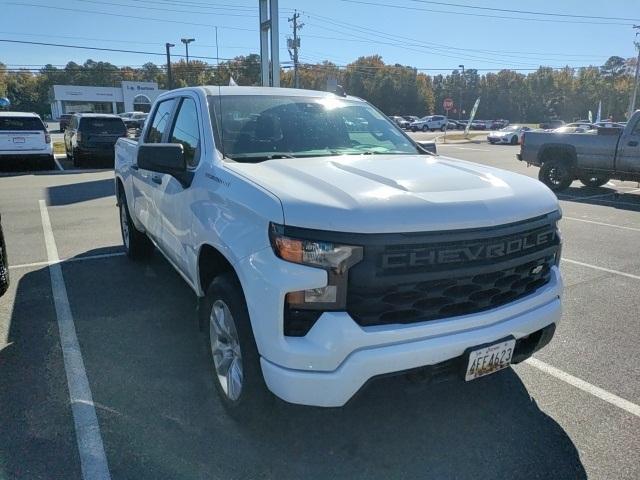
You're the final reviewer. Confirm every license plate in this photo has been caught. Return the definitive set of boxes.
[465,339,516,381]
[13,137,25,143]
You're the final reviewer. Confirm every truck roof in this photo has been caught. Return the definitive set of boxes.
[199,86,364,102]
[74,113,121,118]
[0,111,41,118]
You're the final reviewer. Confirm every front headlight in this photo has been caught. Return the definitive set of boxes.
[269,223,363,310]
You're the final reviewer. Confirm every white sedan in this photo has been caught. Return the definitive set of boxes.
[487,125,531,145]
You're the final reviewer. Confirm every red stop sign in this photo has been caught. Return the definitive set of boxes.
[443,98,454,110]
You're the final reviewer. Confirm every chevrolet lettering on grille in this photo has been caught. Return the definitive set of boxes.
[381,229,556,270]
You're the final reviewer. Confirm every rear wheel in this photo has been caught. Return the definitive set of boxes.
[202,273,272,419]
[579,175,610,188]
[538,160,573,191]
[118,192,153,260]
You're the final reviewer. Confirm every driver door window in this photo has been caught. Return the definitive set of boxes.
[168,97,201,168]
[146,99,176,143]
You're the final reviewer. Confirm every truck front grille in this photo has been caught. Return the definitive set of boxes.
[345,213,560,327]
[347,254,555,326]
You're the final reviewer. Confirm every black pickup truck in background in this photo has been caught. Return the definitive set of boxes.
[518,110,640,191]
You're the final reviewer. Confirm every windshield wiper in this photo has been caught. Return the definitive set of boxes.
[227,153,297,163]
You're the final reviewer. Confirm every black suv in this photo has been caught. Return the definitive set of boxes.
[64,114,126,168]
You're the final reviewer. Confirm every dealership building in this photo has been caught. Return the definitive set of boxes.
[49,81,167,119]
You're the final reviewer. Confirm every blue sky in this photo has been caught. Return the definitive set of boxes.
[0,0,637,73]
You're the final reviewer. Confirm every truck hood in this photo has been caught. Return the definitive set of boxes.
[227,154,559,233]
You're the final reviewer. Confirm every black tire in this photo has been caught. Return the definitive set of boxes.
[538,160,573,191]
[579,175,610,188]
[440,125,446,132]
[71,148,80,168]
[201,272,272,419]
[510,135,519,145]
[422,125,429,132]
[118,192,153,260]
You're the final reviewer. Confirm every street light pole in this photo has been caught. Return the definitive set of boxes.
[181,38,195,64]
[627,26,640,119]
[458,64,465,120]
[165,42,175,90]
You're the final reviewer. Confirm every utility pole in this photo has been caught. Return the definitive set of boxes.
[166,42,175,90]
[458,64,465,120]
[259,0,280,87]
[181,38,195,64]
[627,25,640,119]
[288,10,303,88]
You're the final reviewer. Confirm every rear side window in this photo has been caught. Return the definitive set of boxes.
[146,99,176,143]
[169,97,200,168]
[0,117,45,131]
[80,118,125,134]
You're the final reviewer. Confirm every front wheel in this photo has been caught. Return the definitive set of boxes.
[579,175,610,188]
[422,125,429,132]
[202,273,272,419]
[440,125,446,132]
[510,135,519,145]
[118,192,153,260]
[538,160,573,191]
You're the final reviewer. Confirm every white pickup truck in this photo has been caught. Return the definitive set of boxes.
[115,86,563,415]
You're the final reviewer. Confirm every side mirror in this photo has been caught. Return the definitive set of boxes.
[137,143,193,186]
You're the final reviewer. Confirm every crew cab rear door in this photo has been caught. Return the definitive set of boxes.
[154,94,203,277]
[132,98,176,241]
[616,116,640,174]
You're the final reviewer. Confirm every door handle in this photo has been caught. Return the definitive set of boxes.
[628,141,638,147]
[130,164,139,171]
[151,175,162,184]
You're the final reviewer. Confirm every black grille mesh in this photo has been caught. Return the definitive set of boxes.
[348,254,555,326]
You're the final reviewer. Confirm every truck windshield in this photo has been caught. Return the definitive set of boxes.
[208,95,419,162]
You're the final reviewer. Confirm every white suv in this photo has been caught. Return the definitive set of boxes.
[0,112,54,169]
[410,115,448,132]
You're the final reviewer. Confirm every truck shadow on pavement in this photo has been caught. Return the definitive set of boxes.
[45,178,114,206]
[557,185,640,212]
[0,250,587,480]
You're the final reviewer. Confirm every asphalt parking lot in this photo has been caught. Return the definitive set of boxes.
[1,142,639,479]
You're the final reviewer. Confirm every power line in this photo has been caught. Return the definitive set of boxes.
[72,0,260,17]
[5,3,257,30]
[405,0,640,22]
[337,0,636,26]
[0,39,236,61]
[301,10,611,60]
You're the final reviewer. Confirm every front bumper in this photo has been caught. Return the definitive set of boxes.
[261,287,560,407]
[238,249,562,407]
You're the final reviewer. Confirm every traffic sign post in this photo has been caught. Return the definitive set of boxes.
[443,98,454,141]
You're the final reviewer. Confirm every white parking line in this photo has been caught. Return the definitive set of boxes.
[563,217,640,233]
[39,200,111,480]
[440,146,491,152]
[9,251,125,271]
[525,358,640,418]
[53,157,64,171]
[562,258,640,281]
